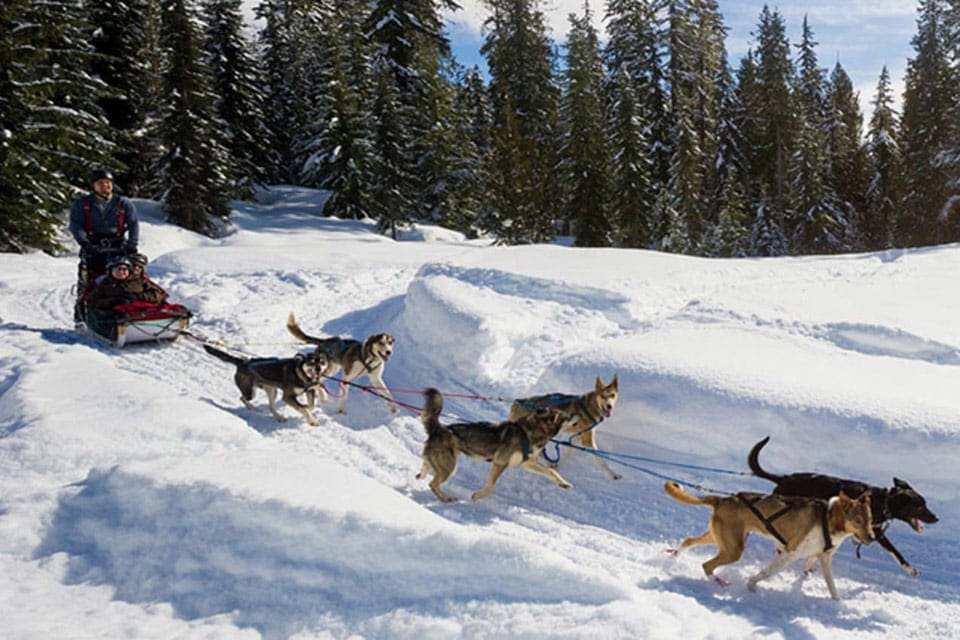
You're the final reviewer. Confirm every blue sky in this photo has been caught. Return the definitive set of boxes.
[444,0,920,116]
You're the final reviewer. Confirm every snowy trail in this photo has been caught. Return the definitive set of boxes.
[2,191,959,639]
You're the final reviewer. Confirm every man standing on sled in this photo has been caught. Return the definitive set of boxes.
[68,168,140,322]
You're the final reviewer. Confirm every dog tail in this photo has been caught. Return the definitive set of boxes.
[203,344,247,366]
[286,312,323,344]
[664,481,722,507]
[421,388,444,437]
[748,436,784,482]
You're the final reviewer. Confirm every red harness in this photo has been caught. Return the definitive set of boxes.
[82,195,125,238]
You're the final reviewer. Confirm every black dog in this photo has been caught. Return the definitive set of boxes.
[204,344,327,426]
[749,436,938,576]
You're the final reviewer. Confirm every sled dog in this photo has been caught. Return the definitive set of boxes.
[509,375,620,479]
[749,435,938,576]
[286,312,397,414]
[203,344,327,426]
[664,481,873,600]
[417,388,570,502]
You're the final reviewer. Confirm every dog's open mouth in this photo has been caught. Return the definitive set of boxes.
[911,518,924,532]
[602,406,613,417]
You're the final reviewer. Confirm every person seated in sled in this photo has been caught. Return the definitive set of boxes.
[128,252,168,299]
[85,256,167,321]
[69,168,140,320]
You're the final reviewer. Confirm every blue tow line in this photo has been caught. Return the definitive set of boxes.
[554,441,748,494]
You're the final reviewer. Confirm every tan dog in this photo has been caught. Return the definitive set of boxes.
[664,481,874,600]
[417,388,570,502]
[509,375,620,479]
[286,312,397,414]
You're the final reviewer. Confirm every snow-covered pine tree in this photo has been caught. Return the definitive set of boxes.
[364,0,459,235]
[864,66,903,250]
[936,0,960,241]
[752,6,796,229]
[88,0,163,197]
[202,0,270,199]
[0,0,112,252]
[482,0,561,244]
[664,0,725,252]
[603,0,660,248]
[157,0,231,235]
[900,0,956,246]
[299,1,376,220]
[787,16,844,254]
[256,0,311,183]
[825,62,869,250]
[559,5,611,246]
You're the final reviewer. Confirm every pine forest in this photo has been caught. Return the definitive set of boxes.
[2,0,960,256]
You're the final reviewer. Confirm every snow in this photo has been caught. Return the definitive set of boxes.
[1,185,957,639]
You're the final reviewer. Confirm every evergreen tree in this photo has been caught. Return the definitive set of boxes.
[0,0,111,252]
[752,6,795,225]
[900,0,956,245]
[365,0,459,233]
[665,0,725,252]
[559,6,610,246]
[299,1,376,220]
[603,0,661,247]
[605,65,654,247]
[202,0,270,199]
[864,66,903,249]
[825,62,869,250]
[712,49,752,254]
[936,0,960,240]
[705,165,750,257]
[482,0,561,244]
[367,56,416,238]
[749,193,788,256]
[788,16,844,253]
[89,0,164,197]
[256,0,310,183]
[157,0,232,235]
[450,66,492,236]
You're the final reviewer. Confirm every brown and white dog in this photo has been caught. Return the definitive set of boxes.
[509,375,620,479]
[664,481,874,600]
[418,388,570,502]
[286,312,397,414]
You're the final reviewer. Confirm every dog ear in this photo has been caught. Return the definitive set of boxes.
[610,374,618,390]
[893,477,912,490]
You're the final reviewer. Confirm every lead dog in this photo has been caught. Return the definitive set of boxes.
[509,375,620,479]
[749,436,938,576]
[665,481,873,600]
[286,312,397,414]
[203,344,327,426]
[418,388,570,502]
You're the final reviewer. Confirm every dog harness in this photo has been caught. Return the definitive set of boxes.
[738,494,834,552]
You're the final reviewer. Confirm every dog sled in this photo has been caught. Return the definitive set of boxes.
[83,300,192,348]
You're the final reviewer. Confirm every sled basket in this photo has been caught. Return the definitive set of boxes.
[86,301,192,348]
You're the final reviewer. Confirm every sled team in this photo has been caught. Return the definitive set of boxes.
[71,168,938,601]
[200,311,937,601]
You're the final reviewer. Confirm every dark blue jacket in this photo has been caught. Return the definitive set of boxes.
[68,194,139,253]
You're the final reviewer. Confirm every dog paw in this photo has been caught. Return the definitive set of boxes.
[440,495,458,503]
[746,579,758,592]
[559,481,572,489]
[611,473,623,480]
[388,405,399,414]
[665,548,679,556]
[714,575,731,588]
[904,565,920,577]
